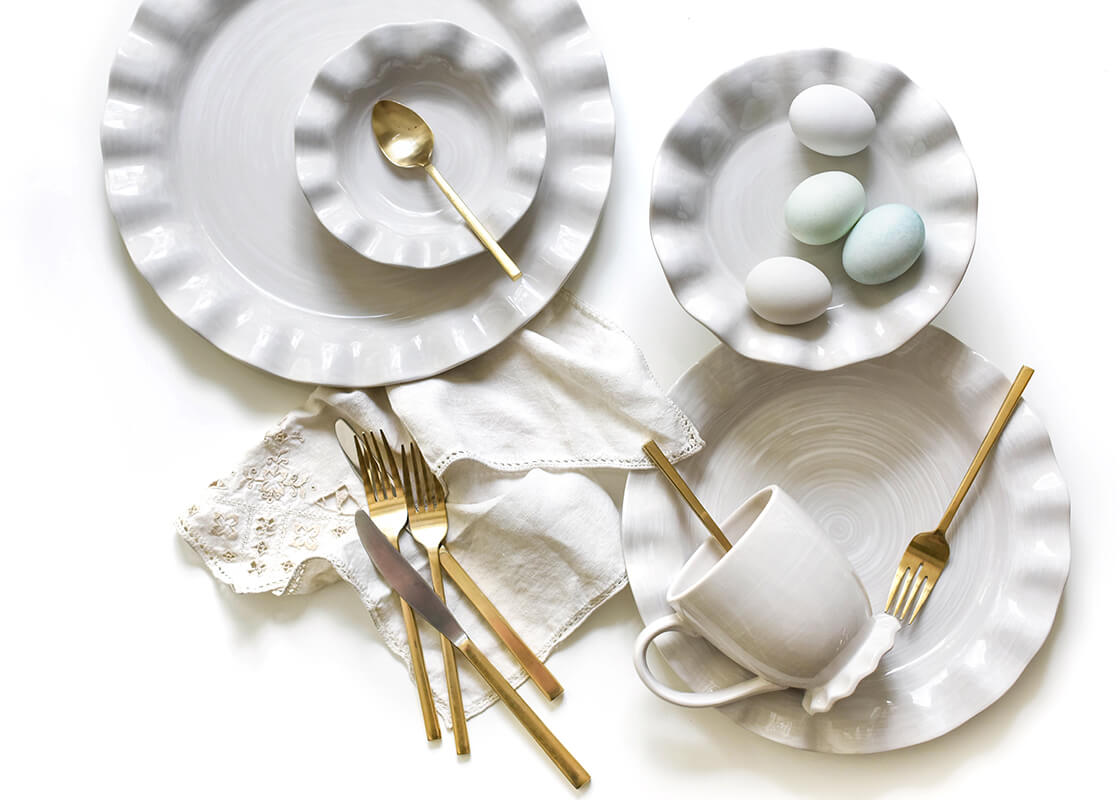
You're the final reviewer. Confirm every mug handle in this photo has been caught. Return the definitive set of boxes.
[634,613,785,708]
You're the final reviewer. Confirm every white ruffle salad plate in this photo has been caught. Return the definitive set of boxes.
[101,0,613,386]
[650,49,978,370]
[294,22,547,269]
[622,327,1069,753]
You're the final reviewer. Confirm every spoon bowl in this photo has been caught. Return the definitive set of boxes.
[371,100,434,168]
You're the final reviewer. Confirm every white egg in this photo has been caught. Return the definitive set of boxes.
[789,84,877,157]
[745,256,832,326]
[785,171,866,245]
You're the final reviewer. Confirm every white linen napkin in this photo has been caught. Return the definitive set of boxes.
[178,290,702,722]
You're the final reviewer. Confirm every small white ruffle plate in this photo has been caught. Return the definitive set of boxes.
[101,0,613,387]
[294,22,547,269]
[622,327,1070,753]
[650,49,978,370]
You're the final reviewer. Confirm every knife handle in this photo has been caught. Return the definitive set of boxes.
[400,596,442,741]
[439,546,564,700]
[459,638,590,788]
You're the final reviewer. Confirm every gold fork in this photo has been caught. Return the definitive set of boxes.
[371,441,470,756]
[400,441,564,702]
[885,365,1034,624]
[354,430,441,741]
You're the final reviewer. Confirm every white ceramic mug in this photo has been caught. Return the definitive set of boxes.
[634,485,899,714]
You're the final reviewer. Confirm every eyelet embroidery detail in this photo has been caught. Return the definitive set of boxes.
[289,524,319,551]
[210,512,239,540]
[312,485,361,515]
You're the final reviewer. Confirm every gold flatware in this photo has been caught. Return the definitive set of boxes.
[642,440,733,552]
[353,430,441,741]
[370,441,469,756]
[354,510,590,788]
[402,441,564,702]
[886,365,1035,624]
[371,99,522,282]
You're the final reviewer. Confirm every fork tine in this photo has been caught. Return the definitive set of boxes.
[898,567,925,621]
[354,434,375,501]
[415,443,434,509]
[399,444,416,511]
[406,443,423,510]
[362,430,380,497]
[362,431,388,500]
[907,572,938,624]
[364,431,387,495]
[884,562,907,613]
[413,442,444,507]
[379,430,404,492]
[882,564,909,614]
[891,564,918,614]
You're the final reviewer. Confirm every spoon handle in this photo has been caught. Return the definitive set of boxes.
[936,365,1034,534]
[424,163,522,281]
[642,441,733,552]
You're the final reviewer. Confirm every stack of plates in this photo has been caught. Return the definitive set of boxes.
[102,0,616,387]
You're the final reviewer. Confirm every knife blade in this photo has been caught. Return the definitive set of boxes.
[334,418,363,478]
[353,510,590,788]
[355,510,468,648]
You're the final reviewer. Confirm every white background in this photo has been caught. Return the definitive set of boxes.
[2,0,1116,797]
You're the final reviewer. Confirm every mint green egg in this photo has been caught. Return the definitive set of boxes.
[784,171,866,245]
[842,204,925,285]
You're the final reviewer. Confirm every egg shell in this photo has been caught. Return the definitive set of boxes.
[842,204,926,285]
[789,84,877,157]
[785,171,866,245]
[745,256,832,326]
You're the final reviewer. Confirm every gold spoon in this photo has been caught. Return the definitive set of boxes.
[642,441,733,552]
[371,99,522,281]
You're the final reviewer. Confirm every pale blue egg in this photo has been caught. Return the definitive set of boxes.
[785,171,866,245]
[842,204,926,285]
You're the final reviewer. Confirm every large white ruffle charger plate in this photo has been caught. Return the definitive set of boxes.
[294,22,547,269]
[102,0,613,387]
[622,327,1069,753]
[650,49,978,370]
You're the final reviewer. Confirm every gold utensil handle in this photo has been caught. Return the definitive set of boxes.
[642,441,733,552]
[459,639,590,788]
[438,546,564,700]
[424,163,522,281]
[399,596,442,741]
[937,365,1035,533]
[428,549,470,754]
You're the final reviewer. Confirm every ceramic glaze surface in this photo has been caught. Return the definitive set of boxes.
[650,49,977,370]
[294,22,547,269]
[102,0,614,386]
[621,327,1070,752]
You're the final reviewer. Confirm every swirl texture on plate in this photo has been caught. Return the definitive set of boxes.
[294,22,547,268]
[101,0,614,386]
[622,327,1069,753]
[650,49,977,370]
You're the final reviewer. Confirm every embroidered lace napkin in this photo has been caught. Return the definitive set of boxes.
[179,291,702,723]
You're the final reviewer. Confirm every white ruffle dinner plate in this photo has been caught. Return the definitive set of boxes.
[650,49,978,370]
[101,0,613,387]
[294,22,547,269]
[621,327,1069,753]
